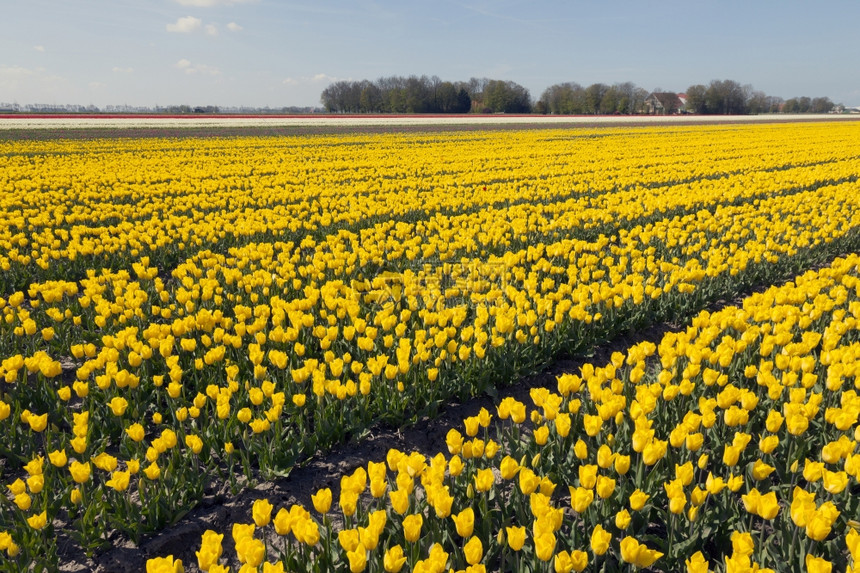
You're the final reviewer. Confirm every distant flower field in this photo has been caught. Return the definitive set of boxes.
[1,121,859,572]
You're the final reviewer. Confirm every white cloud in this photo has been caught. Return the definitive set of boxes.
[282,73,340,86]
[0,65,36,82]
[88,82,106,90]
[34,45,46,53]
[112,66,134,73]
[174,0,255,6]
[0,65,68,98]
[227,22,242,32]
[205,24,218,36]
[175,59,220,76]
[166,16,202,33]
[196,64,221,76]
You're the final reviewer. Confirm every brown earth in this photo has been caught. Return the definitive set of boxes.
[2,114,857,142]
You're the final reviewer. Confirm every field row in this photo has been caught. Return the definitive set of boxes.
[146,250,860,572]
[2,114,855,131]
[0,122,859,571]
[1,123,858,292]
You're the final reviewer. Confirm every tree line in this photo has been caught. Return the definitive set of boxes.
[321,76,839,115]
[320,76,533,114]
[683,80,835,114]
[536,82,649,115]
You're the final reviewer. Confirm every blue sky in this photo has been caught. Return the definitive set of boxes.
[2,0,858,108]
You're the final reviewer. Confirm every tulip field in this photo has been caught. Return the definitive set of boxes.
[1,120,860,572]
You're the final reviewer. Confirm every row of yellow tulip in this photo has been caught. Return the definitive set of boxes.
[2,165,858,360]
[1,123,858,291]
[2,177,857,457]
[1,122,860,570]
[143,252,860,572]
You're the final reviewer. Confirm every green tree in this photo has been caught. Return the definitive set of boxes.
[584,83,608,114]
[455,88,471,113]
[483,80,531,113]
[703,79,748,114]
[810,97,834,113]
[359,81,383,112]
[540,82,587,114]
[685,84,707,113]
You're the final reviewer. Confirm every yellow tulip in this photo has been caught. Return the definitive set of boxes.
[578,465,597,489]
[474,468,494,492]
[642,439,668,465]
[48,449,67,467]
[390,489,410,515]
[384,545,407,573]
[583,414,603,436]
[534,532,556,562]
[452,507,475,538]
[500,456,520,480]
[685,550,710,573]
[196,530,223,571]
[463,536,483,565]
[533,425,550,445]
[596,475,616,499]
[619,536,663,568]
[446,429,464,454]
[145,555,184,573]
[143,463,161,480]
[822,470,848,494]
[554,551,575,573]
[311,488,332,514]
[569,550,588,572]
[571,486,594,513]
[106,470,130,492]
[14,493,32,511]
[574,439,588,460]
[69,460,91,484]
[751,460,775,481]
[757,491,780,520]
[27,413,48,432]
[185,434,203,455]
[758,435,779,455]
[629,489,650,511]
[126,423,145,442]
[519,468,540,495]
[251,499,273,527]
[730,531,754,556]
[590,524,611,555]
[806,511,835,541]
[723,444,741,467]
[805,554,832,573]
[506,525,526,551]
[402,513,423,543]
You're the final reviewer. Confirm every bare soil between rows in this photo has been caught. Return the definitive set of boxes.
[2,114,857,141]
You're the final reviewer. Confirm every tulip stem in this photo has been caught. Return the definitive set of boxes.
[789,523,800,571]
[322,516,332,568]
[667,512,675,562]
[755,519,763,567]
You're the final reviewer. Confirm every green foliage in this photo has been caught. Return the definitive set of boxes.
[321,76,478,114]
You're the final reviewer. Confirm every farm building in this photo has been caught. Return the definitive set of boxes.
[644,92,684,115]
